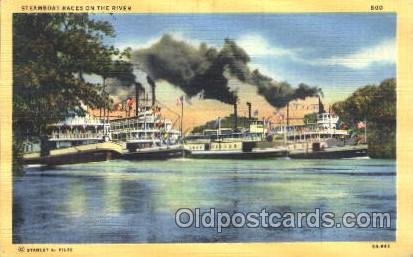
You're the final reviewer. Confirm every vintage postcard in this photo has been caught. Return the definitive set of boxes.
[1,0,412,256]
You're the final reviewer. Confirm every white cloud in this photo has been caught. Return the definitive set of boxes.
[237,34,297,59]
[235,34,301,81]
[249,63,283,81]
[319,39,396,69]
[114,32,206,51]
[236,34,396,71]
[114,37,159,51]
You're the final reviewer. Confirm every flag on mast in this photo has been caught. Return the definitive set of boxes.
[176,95,184,106]
[126,97,134,110]
[357,121,366,129]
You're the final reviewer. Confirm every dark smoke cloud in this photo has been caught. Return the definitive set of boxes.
[106,78,135,103]
[131,34,320,107]
[103,59,145,104]
[132,35,249,104]
[249,70,321,108]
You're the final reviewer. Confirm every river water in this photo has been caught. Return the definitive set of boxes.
[13,158,395,243]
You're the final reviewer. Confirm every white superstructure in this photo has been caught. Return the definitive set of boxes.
[109,105,180,152]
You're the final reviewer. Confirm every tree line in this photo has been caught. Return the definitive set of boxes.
[332,78,396,159]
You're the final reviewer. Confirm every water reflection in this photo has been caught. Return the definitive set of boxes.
[66,179,87,216]
[13,159,396,243]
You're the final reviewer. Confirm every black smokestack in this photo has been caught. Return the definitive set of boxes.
[246,102,252,119]
[318,96,325,114]
[146,76,156,106]
[233,101,238,130]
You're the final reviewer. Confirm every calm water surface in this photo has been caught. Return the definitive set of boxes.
[13,158,396,243]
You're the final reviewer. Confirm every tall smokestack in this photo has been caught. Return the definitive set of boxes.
[246,102,252,119]
[147,76,156,106]
[318,96,325,114]
[234,102,238,130]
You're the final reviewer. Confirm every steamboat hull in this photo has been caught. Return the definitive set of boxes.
[288,145,368,159]
[23,142,123,166]
[42,150,119,166]
[185,149,288,159]
[121,147,183,160]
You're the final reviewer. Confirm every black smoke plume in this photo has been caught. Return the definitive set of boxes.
[132,35,249,104]
[131,34,321,107]
[249,70,321,108]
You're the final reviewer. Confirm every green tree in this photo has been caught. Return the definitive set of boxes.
[303,112,318,125]
[13,14,135,174]
[332,78,396,158]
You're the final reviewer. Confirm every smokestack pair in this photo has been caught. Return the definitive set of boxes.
[133,76,155,116]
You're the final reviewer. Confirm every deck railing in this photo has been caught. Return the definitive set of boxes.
[49,133,104,140]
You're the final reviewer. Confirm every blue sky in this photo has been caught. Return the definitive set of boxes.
[94,14,396,102]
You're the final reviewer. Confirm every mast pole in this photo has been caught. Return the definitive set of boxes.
[218,117,221,135]
[180,96,184,138]
[284,118,287,146]
[286,102,290,126]
[135,82,141,117]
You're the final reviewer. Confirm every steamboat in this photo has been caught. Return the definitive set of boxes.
[23,79,367,165]
[272,112,368,159]
[110,103,182,160]
[25,115,123,166]
[183,119,288,159]
[183,101,368,159]
[24,76,183,165]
